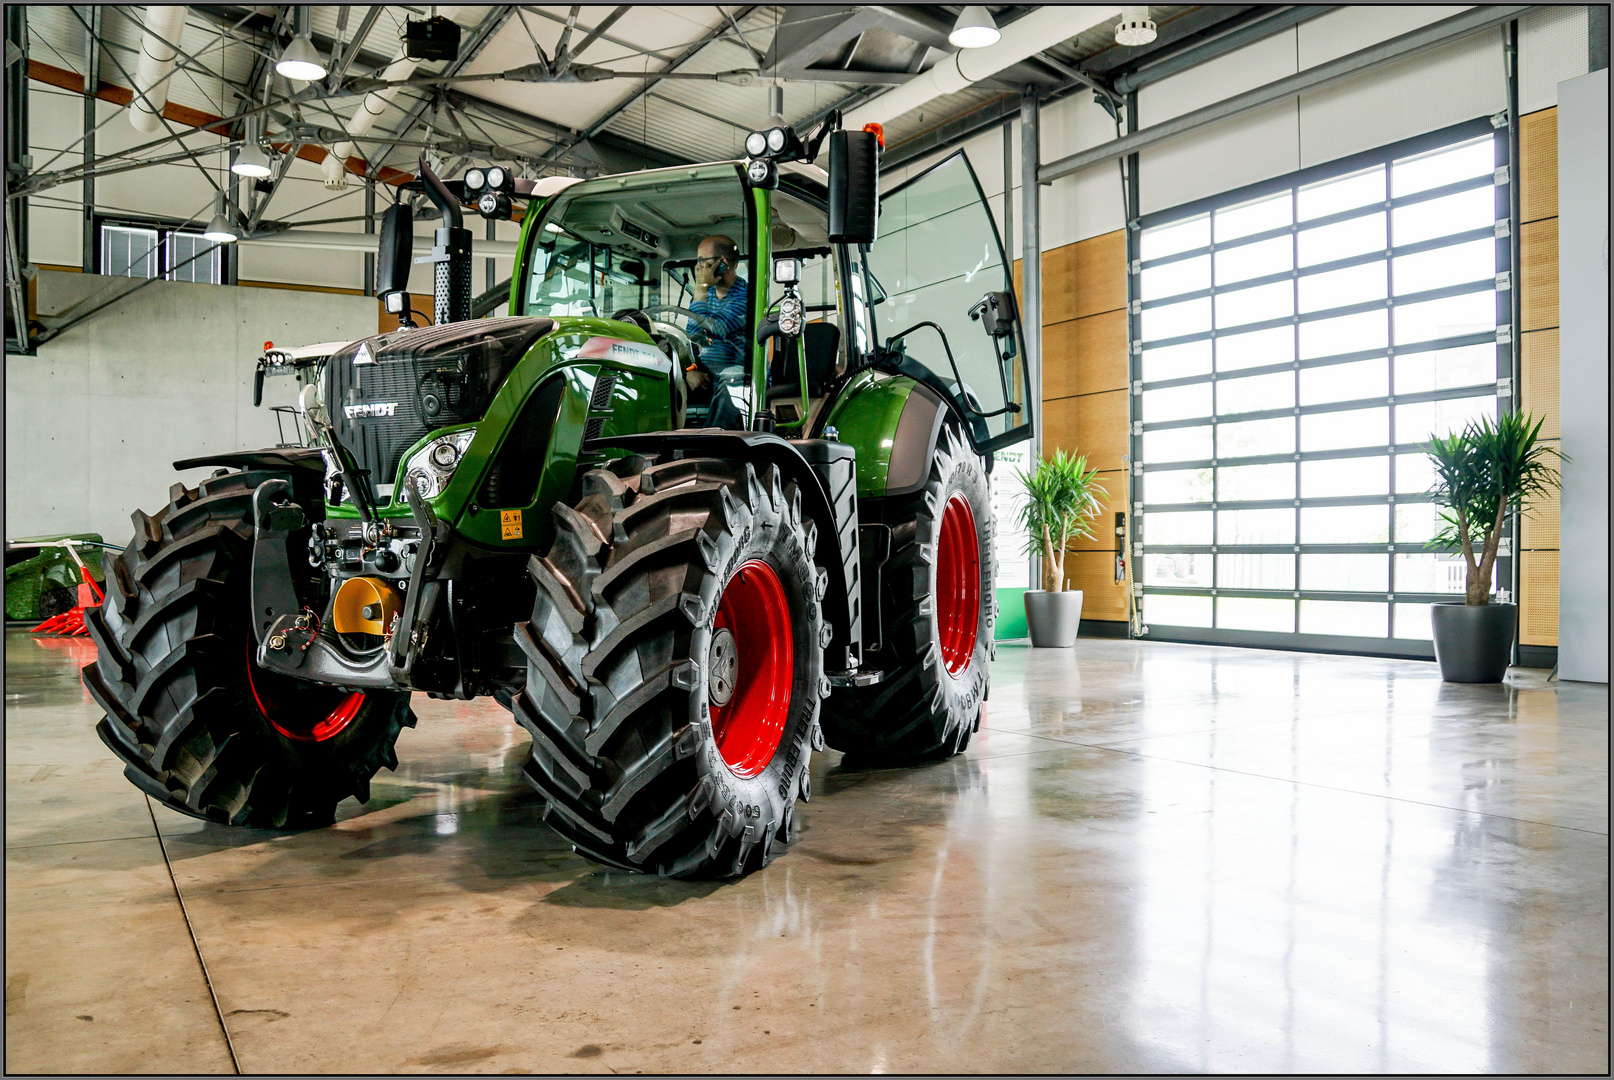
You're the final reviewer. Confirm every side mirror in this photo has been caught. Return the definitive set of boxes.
[969,291,1017,338]
[376,202,413,298]
[828,130,878,245]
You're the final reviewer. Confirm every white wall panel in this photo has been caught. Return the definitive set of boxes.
[1298,32,1503,168]
[27,206,82,267]
[1140,29,1299,126]
[1041,92,1123,165]
[1556,68,1609,681]
[1519,5,1590,114]
[1042,165,1127,251]
[5,274,379,543]
[1296,6,1473,66]
[1138,101,1301,215]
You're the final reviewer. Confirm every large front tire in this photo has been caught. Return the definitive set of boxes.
[821,423,993,762]
[513,456,825,878]
[82,469,415,828]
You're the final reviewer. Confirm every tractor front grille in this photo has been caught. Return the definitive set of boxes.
[324,317,552,504]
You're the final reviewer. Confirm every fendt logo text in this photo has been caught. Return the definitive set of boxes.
[344,402,399,419]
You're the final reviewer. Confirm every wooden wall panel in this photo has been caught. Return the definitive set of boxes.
[1519,108,1559,224]
[1516,105,1559,653]
[1043,231,1126,324]
[1042,311,1128,399]
[1070,470,1128,552]
[1520,329,1560,438]
[1519,550,1559,647]
[1043,390,1128,472]
[1522,489,1560,550]
[1063,550,1130,620]
[1520,218,1559,332]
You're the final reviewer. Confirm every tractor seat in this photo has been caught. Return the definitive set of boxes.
[767,322,841,429]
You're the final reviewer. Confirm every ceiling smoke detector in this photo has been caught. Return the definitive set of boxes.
[1115,6,1157,46]
[949,6,1001,50]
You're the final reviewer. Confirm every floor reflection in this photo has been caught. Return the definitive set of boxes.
[4,630,1606,1073]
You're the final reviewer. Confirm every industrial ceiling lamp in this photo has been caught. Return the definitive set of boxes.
[231,117,273,178]
[1115,6,1157,46]
[949,6,1001,49]
[202,210,239,243]
[275,8,328,82]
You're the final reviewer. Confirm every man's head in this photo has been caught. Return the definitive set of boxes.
[696,235,740,287]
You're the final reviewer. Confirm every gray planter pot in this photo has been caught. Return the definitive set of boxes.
[1430,602,1516,683]
[1024,589,1083,648]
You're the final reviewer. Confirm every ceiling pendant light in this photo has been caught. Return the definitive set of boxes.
[275,10,328,82]
[202,211,239,243]
[949,6,1001,49]
[231,117,272,178]
[232,141,272,178]
[275,33,327,81]
[1115,6,1158,46]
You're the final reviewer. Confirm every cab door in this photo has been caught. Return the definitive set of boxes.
[865,151,1032,452]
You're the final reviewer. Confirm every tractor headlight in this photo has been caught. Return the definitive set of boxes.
[744,130,768,158]
[766,127,787,154]
[403,430,474,501]
[464,168,485,192]
[485,166,507,189]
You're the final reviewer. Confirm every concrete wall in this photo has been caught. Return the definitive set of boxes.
[5,273,377,544]
[1555,68,1608,683]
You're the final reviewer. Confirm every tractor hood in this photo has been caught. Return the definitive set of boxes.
[325,317,554,503]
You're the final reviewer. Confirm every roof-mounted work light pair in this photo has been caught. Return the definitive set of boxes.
[742,113,883,189]
[463,165,514,219]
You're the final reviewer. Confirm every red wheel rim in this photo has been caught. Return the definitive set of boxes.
[244,645,365,743]
[708,560,794,777]
[936,493,981,677]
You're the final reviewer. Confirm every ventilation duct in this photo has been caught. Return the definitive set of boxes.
[842,6,1119,132]
[322,7,461,189]
[128,6,189,132]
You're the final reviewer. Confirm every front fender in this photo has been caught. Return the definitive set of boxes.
[606,430,864,672]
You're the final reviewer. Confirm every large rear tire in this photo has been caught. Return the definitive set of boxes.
[513,456,825,878]
[82,469,415,828]
[821,423,994,762]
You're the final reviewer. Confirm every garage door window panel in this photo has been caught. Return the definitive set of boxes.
[1132,120,1509,647]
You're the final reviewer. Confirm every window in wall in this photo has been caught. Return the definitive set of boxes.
[98,222,223,284]
[1129,121,1510,656]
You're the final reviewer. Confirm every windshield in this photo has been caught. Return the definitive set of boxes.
[524,164,750,321]
[867,152,1030,451]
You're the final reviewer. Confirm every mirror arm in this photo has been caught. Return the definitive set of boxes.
[881,321,1020,421]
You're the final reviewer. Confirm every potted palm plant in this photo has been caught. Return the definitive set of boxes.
[1424,411,1563,683]
[1016,450,1107,647]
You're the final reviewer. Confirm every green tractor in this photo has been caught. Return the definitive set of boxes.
[83,117,1032,878]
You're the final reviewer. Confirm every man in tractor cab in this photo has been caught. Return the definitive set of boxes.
[685,234,750,430]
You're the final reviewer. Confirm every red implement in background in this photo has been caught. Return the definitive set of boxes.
[31,539,105,637]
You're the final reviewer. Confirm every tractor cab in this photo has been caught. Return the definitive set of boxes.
[512,147,1032,453]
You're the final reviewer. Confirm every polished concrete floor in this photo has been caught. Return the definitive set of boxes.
[5,627,1607,1074]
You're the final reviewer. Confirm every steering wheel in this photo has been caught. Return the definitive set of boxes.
[636,304,725,339]
[648,318,698,370]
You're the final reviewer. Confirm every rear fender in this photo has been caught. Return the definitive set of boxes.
[817,370,971,500]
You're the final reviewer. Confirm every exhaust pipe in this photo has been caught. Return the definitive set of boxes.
[418,156,472,324]
[129,5,189,132]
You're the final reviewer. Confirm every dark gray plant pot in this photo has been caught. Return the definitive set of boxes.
[1430,602,1516,683]
[1025,589,1083,648]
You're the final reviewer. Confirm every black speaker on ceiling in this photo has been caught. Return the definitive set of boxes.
[403,16,461,62]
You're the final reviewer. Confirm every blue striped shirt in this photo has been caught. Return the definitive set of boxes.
[687,277,749,373]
